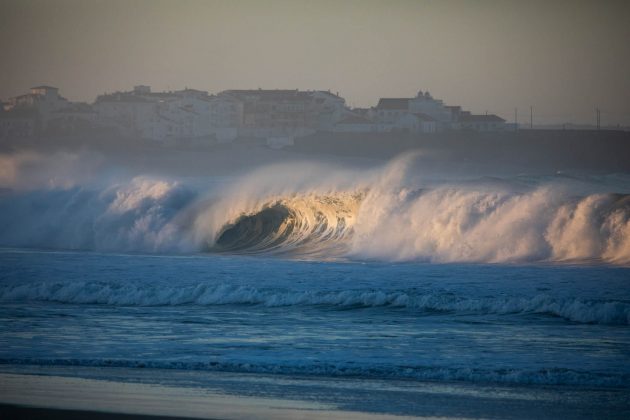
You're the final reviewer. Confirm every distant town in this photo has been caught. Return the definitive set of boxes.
[0,85,519,147]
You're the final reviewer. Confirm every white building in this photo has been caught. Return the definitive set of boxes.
[217,89,349,138]
[93,89,157,139]
[310,90,347,131]
[407,91,452,124]
[371,90,505,132]
[371,91,451,132]
[218,89,316,138]
[47,103,97,134]
[457,112,506,131]
[394,113,437,133]
[5,86,71,131]
[91,86,351,142]
[371,98,409,126]
[94,86,220,143]
[333,114,376,133]
[0,109,36,138]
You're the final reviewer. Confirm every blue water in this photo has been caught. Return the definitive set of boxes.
[1,248,629,390]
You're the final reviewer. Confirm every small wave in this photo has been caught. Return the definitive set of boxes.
[2,282,628,325]
[1,357,627,388]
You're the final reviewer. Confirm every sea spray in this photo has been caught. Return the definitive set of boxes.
[0,154,629,264]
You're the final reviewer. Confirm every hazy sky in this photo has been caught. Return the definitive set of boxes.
[1,0,629,125]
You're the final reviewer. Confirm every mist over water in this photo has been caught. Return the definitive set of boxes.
[1,150,628,264]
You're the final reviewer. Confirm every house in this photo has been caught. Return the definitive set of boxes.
[93,90,157,139]
[94,86,219,143]
[6,86,69,111]
[159,89,215,140]
[409,113,437,133]
[407,91,453,124]
[458,112,506,131]
[2,83,509,142]
[372,90,506,132]
[371,91,453,131]
[333,114,376,133]
[209,94,243,128]
[4,86,71,132]
[219,89,318,137]
[310,90,347,131]
[372,98,410,124]
[47,103,97,134]
[208,94,242,142]
[0,108,36,138]
[218,88,348,138]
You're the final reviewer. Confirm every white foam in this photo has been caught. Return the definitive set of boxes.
[1,358,627,388]
[0,155,629,264]
[2,282,628,325]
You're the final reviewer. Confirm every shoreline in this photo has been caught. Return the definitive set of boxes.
[0,404,208,420]
[0,372,421,420]
[1,368,629,419]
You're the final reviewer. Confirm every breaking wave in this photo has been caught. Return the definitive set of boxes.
[1,281,629,325]
[210,193,362,257]
[0,155,629,264]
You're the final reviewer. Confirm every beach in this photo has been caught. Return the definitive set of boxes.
[2,368,629,419]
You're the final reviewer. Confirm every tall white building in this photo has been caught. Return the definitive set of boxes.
[5,86,70,131]
[94,86,219,143]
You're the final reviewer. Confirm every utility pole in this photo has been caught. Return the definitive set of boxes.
[595,107,601,130]
[514,107,518,130]
[530,106,533,129]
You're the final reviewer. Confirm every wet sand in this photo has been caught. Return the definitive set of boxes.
[0,373,422,420]
[0,404,207,420]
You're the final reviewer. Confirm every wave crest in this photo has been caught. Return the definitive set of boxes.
[0,157,629,264]
[2,281,628,325]
[210,193,361,256]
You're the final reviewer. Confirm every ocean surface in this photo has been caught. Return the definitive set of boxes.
[1,249,630,418]
[1,248,629,384]
[0,155,629,416]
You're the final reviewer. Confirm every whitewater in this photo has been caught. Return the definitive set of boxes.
[1,153,629,263]
[1,151,629,417]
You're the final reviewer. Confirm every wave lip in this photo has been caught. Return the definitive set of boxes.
[202,185,630,264]
[209,193,362,257]
[2,282,628,325]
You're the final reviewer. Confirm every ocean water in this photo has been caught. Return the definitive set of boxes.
[1,154,629,416]
[1,249,629,386]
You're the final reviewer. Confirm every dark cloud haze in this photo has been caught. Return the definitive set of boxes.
[1,0,629,125]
